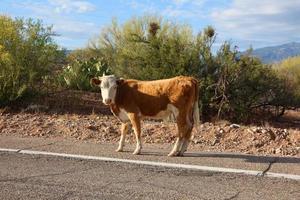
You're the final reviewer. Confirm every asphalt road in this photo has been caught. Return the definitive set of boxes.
[0,135,299,175]
[1,152,299,200]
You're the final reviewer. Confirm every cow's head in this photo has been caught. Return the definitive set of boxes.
[91,75,123,105]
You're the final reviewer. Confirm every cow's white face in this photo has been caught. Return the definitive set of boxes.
[91,75,119,105]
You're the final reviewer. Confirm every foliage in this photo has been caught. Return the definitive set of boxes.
[66,48,100,63]
[60,57,110,91]
[88,15,300,121]
[197,42,284,121]
[273,56,300,108]
[200,43,300,121]
[91,16,202,80]
[0,15,62,106]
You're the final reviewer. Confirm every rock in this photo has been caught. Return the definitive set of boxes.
[261,129,268,134]
[212,138,220,146]
[223,126,231,133]
[24,104,49,112]
[254,141,264,148]
[268,131,276,140]
[247,129,254,134]
[275,148,282,154]
[193,139,201,144]
[87,125,98,131]
[230,124,240,129]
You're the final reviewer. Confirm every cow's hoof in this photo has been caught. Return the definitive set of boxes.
[168,151,179,157]
[177,152,185,157]
[178,149,187,156]
[115,148,123,152]
[133,149,141,155]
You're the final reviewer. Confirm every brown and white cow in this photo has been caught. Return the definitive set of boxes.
[91,75,199,156]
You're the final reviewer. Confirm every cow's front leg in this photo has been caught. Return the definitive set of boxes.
[128,113,142,155]
[116,122,130,152]
[178,138,189,156]
[168,137,183,156]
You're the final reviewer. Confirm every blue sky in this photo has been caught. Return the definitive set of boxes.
[1,0,300,50]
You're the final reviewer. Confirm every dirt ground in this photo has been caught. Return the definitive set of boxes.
[0,90,299,157]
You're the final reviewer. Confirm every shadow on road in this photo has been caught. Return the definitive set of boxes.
[141,151,300,164]
[184,152,300,164]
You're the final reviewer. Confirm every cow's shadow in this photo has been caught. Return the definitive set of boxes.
[140,151,300,164]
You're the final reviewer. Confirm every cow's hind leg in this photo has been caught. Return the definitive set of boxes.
[128,113,142,155]
[177,126,193,156]
[168,137,184,157]
[178,113,194,156]
[169,110,193,157]
[168,113,187,156]
[116,122,130,152]
[179,132,192,156]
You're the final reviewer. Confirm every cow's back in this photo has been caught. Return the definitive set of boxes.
[115,76,197,117]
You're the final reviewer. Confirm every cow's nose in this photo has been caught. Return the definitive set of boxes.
[104,99,112,105]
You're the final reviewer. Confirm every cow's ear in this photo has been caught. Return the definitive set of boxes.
[116,78,124,85]
[90,78,101,86]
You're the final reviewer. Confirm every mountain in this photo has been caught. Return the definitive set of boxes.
[249,42,300,64]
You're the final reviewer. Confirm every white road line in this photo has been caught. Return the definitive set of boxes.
[0,148,299,180]
[0,148,20,152]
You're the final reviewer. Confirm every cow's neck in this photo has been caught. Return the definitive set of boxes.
[109,84,125,117]
[115,84,122,104]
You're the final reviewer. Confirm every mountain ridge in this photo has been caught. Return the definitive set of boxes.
[248,42,300,63]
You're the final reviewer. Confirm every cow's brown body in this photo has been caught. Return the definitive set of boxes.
[107,76,199,156]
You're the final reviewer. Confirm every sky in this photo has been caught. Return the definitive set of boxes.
[1,0,300,50]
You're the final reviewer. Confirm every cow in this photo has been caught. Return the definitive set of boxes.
[91,75,200,156]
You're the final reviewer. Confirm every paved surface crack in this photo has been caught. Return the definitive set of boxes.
[260,158,277,177]
[56,191,75,200]
[0,165,95,183]
[223,191,240,200]
[139,180,202,199]
[19,142,57,151]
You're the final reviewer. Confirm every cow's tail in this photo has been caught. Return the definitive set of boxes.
[192,79,200,132]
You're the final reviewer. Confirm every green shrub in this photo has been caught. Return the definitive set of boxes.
[88,15,298,121]
[66,48,101,63]
[200,42,292,121]
[60,57,109,91]
[0,15,62,106]
[273,56,300,108]
[90,16,202,80]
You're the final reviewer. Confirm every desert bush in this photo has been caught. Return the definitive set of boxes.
[273,56,300,108]
[90,16,202,80]
[60,57,110,91]
[198,42,285,121]
[0,15,62,106]
[66,48,101,63]
[88,15,297,121]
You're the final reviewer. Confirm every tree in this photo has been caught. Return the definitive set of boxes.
[0,15,62,106]
[90,15,202,80]
[273,56,300,108]
[88,15,297,121]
